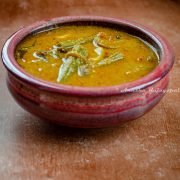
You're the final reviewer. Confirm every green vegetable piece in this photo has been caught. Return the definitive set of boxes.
[57,45,89,82]
[98,53,124,66]
[48,49,60,59]
[73,45,88,58]
[57,57,76,82]
[55,35,94,51]
[78,64,91,76]
[66,44,88,61]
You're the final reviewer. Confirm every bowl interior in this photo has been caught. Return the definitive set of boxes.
[26,20,161,59]
[2,17,174,96]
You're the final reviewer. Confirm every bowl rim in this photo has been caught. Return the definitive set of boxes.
[1,16,174,96]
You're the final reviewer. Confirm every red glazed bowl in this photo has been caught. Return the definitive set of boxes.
[1,16,174,128]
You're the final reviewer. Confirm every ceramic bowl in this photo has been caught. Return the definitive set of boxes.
[1,16,174,128]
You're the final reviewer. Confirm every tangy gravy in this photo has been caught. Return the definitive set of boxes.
[15,25,159,86]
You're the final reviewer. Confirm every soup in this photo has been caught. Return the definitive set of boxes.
[15,25,159,86]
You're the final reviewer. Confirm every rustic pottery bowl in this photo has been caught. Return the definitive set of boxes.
[2,16,174,128]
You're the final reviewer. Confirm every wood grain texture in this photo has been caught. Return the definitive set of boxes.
[0,0,179,179]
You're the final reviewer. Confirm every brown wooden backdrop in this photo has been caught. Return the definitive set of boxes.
[0,0,179,179]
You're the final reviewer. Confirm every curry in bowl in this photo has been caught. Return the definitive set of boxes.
[15,25,159,87]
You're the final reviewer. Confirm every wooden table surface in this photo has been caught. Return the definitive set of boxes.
[0,0,180,179]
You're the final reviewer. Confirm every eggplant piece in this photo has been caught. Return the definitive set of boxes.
[93,32,122,49]
[16,49,27,59]
[33,51,47,62]
[33,48,62,61]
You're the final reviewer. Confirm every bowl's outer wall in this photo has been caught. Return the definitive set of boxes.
[7,72,168,128]
[1,16,174,127]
